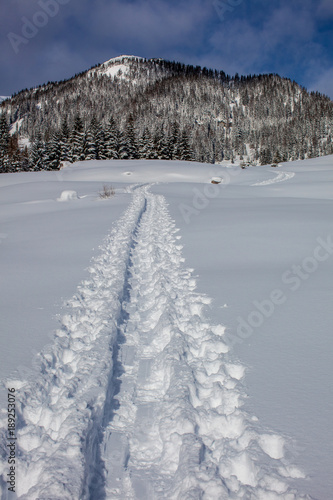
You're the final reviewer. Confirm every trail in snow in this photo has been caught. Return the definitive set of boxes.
[1,188,148,500]
[252,171,295,186]
[0,186,309,499]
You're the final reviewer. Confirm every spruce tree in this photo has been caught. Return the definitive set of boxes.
[85,115,107,160]
[168,122,180,159]
[154,126,170,159]
[124,115,139,159]
[259,148,272,165]
[118,130,130,159]
[177,130,193,161]
[60,118,70,162]
[29,134,45,170]
[139,128,155,159]
[70,114,85,162]
[84,125,96,161]
[0,114,10,169]
[44,132,62,170]
[105,117,121,159]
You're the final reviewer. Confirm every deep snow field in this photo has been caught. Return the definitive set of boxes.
[0,156,332,499]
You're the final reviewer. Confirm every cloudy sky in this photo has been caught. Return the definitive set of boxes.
[1,0,333,99]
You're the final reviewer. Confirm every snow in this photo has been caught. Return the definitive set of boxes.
[9,116,30,146]
[211,176,222,183]
[18,137,31,150]
[0,156,332,499]
[101,63,129,79]
[92,55,145,80]
[0,96,10,103]
[252,170,295,186]
[102,55,145,65]
[10,118,23,135]
[57,190,79,201]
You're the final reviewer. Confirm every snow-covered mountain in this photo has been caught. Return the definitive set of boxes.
[0,55,332,173]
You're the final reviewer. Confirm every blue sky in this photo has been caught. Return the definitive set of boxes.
[1,0,333,99]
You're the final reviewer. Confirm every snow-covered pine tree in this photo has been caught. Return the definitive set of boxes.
[124,115,139,159]
[84,119,96,161]
[259,148,272,165]
[272,149,282,164]
[105,117,120,159]
[70,114,85,162]
[98,128,107,160]
[60,118,70,162]
[177,130,193,161]
[44,132,62,170]
[154,125,170,160]
[29,134,45,170]
[168,122,180,160]
[85,116,107,160]
[118,130,130,159]
[0,114,10,170]
[139,128,155,159]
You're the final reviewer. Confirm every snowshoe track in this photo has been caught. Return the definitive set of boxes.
[0,186,310,499]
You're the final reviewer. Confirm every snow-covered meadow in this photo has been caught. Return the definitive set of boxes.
[0,157,332,499]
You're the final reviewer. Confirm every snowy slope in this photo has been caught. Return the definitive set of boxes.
[89,55,145,81]
[0,157,332,499]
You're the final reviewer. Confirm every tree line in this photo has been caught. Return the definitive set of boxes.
[0,113,194,172]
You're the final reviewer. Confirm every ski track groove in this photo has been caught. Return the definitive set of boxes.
[0,186,310,500]
[252,171,295,186]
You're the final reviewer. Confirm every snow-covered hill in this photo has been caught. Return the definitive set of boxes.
[1,54,332,173]
[0,157,332,498]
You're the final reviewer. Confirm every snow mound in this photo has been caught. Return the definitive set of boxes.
[57,190,79,202]
[59,161,72,169]
[211,176,222,184]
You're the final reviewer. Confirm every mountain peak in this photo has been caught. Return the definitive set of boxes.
[89,55,146,80]
[101,55,145,65]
